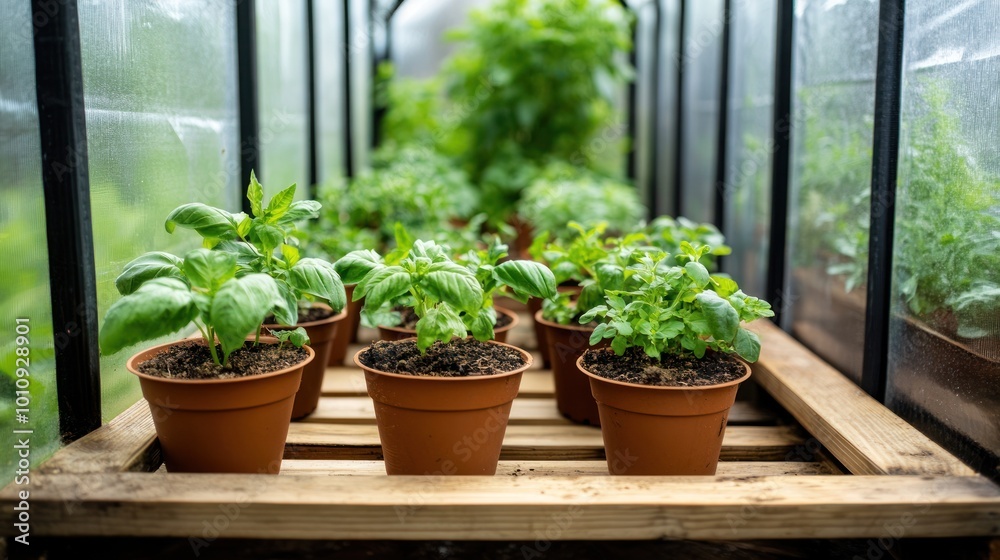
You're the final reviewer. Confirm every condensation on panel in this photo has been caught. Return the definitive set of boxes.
[79,0,241,420]
[721,0,777,300]
[391,0,490,80]
[314,0,346,182]
[0,0,61,485]
[784,0,879,383]
[256,0,311,198]
[886,0,1000,475]
[679,0,723,224]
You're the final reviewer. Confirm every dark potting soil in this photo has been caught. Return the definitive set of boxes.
[264,306,335,325]
[359,338,525,377]
[581,347,746,387]
[394,307,513,330]
[137,340,309,380]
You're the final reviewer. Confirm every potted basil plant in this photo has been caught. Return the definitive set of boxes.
[577,244,774,475]
[336,240,556,475]
[101,247,313,474]
[165,172,347,419]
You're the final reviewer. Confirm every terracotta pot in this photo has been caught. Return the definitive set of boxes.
[377,306,519,345]
[265,303,347,419]
[127,338,313,474]
[535,311,605,425]
[578,351,751,475]
[529,285,583,369]
[354,339,531,475]
[328,284,364,367]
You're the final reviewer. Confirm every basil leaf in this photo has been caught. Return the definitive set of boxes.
[684,261,711,288]
[210,274,283,356]
[264,183,296,222]
[99,278,198,355]
[275,200,321,225]
[165,203,239,239]
[334,249,384,285]
[494,260,557,299]
[357,266,412,310]
[415,305,467,351]
[182,248,237,292]
[733,328,761,363]
[466,307,496,341]
[423,269,483,314]
[288,258,347,312]
[115,252,185,295]
[247,170,264,217]
[695,291,739,342]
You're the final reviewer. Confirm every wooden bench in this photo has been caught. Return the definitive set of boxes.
[3,316,998,547]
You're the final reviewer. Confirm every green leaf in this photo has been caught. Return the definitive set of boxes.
[695,291,739,342]
[115,252,184,295]
[288,258,347,312]
[271,280,299,326]
[334,250,384,285]
[164,203,239,239]
[264,183,296,222]
[466,307,496,341]
[712,276,739,298]
[684,261,711,288]
[214,240,261,269]
[281,244,300,267]
[275,200,321,225]
[210,274,283,356]
[422,269,483,314]
[733,328,761,363]
[271,326,310,347]
[494,260,557,299]
[249,221,284,252]
[415,305,468,352]
[182,248,237,292]
[247,170,264,217]
[357,266,412,309]
[99,278,198,355]
[611,335,627,355]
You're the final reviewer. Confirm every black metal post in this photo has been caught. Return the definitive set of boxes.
[672,0,687,217]
[237,0,259,212]
[343,0,355,178]
[713,0,732,233]
[766,0,794,327]
[646,1,662,219]
[861,0,905,401]
[368,0,378,148]
[306,0,318,197]
[31,0,102,441]
[626,5,639,182]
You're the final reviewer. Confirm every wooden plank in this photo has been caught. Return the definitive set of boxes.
[39,400,157,475]
[749,320,975,476]
[302,397,776,426]
[283,424,803,461]
[279,460,837,477]
[323,367,554,397]
[4,474,997,540]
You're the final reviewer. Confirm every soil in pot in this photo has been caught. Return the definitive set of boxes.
[378,306,518,344]
[579,348,750,476]
[535,311,604,425]
[355,338,530,475]
[129,338,313,474]
[265,304,347,419]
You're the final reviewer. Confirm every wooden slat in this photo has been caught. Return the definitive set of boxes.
[303,397,776,426]
[323,367,555,397]
[749,320,975,476]
[283,424,803,461]
[4,474,997,540]
[279,460,837,476]
[39,400,157,475]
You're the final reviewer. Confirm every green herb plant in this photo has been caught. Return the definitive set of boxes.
[643,216,731,270]
[580,243,774,363]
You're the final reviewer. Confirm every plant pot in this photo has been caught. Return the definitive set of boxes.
[328,284,364,366]
[578,351,751,475]
[354,339,531,475]
[535,310,605,425]
[377,306,520,344]
[529,285,583,369]
[265,304,348,419]
[127,338,313,474]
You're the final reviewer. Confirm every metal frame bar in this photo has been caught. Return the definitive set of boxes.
[672,0,687,217]
[342,0,355,178]
[31,0,102,441]
[306,0,318,197]
[713,0,732,242]
[645,1,662,218]
[236,0,259,212]
[766,0,794,327]
[860,0,905,400]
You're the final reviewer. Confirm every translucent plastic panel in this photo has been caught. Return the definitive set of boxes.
[79,0,241,419]
[349,0,372,171]
[785,0,879,383]
[0,0,61,484]
[391,0,489,79]
[721,0,777,300]
[886,0,1000,475]
[631,1,658,203]
[678,0,722,224]
[256,0,310,198]
[654,0,680,216]
[314,0,346,182]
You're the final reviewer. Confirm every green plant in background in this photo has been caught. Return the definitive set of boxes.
[442,0,634,221]
[337,236,555,345]
[518,161,645,241]
[163,173,347,326]
[581,244,774,362]
[643,216,732,271]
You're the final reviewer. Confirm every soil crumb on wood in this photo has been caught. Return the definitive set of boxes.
[138,340,309,380]
[581,347,746,387]
[359,338,525,377]
[395,307,513,330]
[264,305,334,325]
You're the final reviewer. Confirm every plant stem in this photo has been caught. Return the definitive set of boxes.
[206,326,221,366]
